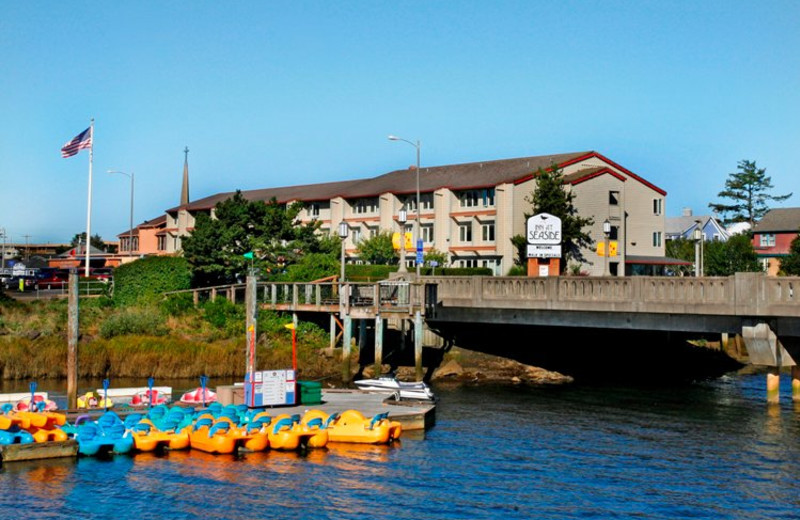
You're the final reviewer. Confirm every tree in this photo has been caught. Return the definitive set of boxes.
[355,231,397,265]
[70,232,106,251]
[511,165,594,273]
[181,191,324,285]
[704,234,760,276]
[423,248,449,267]
[779,233,800,275]
[666,238,695,276]
[709,160,792,227]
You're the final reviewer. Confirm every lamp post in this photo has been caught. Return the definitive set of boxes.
[398,208,408,274]
[108,170,134,258]
[388,135,421,277]
[338,221,349,283]
[603,219,611,276]
[694,220,703,277]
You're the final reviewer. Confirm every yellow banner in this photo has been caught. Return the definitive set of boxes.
[597,241,618,257]
[392,232,413,250]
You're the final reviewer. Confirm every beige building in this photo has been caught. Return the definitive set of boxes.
[155,150,666,276]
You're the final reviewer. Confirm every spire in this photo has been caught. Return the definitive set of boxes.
[180,146,190,207]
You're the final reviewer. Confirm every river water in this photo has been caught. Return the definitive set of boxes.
[2,373,800,519]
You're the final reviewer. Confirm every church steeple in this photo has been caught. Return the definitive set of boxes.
[180,146,190,207]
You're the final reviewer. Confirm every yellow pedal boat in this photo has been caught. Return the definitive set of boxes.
[130,419,190,452]
[267,414,321,451]
[184,414,240,454]
[215,416,269,452]
[12,410,69,443]
[306,409,401,444]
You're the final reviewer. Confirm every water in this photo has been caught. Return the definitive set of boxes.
[3,374,800,519]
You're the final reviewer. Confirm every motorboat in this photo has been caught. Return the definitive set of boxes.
[354,375,435,401]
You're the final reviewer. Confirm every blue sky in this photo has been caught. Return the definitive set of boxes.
[1,1,798,244]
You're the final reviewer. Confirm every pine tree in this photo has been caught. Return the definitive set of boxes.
[709,160,792,227]
[511,165,593,273]
[779,233,800,275]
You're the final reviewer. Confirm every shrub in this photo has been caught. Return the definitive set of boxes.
[202,298,244,337]
[99,308,167,339]
[161,293,195,316]
[113,256,192,306]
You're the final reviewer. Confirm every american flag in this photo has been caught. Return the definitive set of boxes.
[61,127,92,158]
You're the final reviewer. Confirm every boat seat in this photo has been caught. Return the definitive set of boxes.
[194,417,214,431]
[272,417,294,434]
[368,412,389,430]
[209,422,230,437]
[133,423,152,433]
[124,414,144,428]
[306,417,324,429]
[323,413,339,429]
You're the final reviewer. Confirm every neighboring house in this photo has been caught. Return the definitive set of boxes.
[48,244,112,270]
[752,208,800,275]
[116,215,168,258]
[665,208,730,242]
[153,150,669,277]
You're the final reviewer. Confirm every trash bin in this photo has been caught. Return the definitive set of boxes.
[297,380,322,405]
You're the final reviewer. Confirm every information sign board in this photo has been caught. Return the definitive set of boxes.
[526,213,562,258]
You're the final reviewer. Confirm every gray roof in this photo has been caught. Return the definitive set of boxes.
[665,215,712,236]
[167,151,591,212]
[753,208,800,233]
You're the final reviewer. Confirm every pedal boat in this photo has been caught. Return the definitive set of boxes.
[215,416,268,452]
[0,412,35,445]
[266,414,321,451]
[185,414,240,454]
[11,408,69,443]
[310,409,401,444]
[73,412,134,456]
[77,391,114,409]
[129,419,190,452]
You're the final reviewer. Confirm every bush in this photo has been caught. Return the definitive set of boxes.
[202,298,244,337]
[345,264,395,281]
[161,293,195,316]
[99,308,167,339]
[114,256,192,306]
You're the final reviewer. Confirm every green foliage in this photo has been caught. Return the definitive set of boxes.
[182,191,325,286]
[161,293,195,316]
[709,160,792,227]
[345,264,395,281]
[704,234,761,275]
[356,231,397,265]
[518,165,594,273]
[506,265,526,276]
[113,256,192,306]
[423,248,449,267]
[70,232,106,251]
[778,233,800,275]
[283,252,339,281]
[201,298,244,337]
[419,267,494,276]
[99,308,167,339]
[665,238,695,276]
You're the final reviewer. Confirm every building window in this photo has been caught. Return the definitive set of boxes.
[421,224,434,243]
[610,226,619,241]
[459,188,495,208]
[308,203,320,218]
[482,222,495,242]
[653,198,662,215]
[458,258,478,268]
[609,191,620,205]
[760,234,776,247]
[406,194,434,212]
[369,227,377,238]
[459,223,473,242]
[157,236,166,251]
[652,231,662,247]
[353,198,378,214]
[351,228,362,243]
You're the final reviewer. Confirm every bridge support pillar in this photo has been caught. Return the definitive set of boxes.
[767,367,780,404]
[374,316,384,377]
[342,315,352,384]
[358,319,367,349]
[414,311,423,381]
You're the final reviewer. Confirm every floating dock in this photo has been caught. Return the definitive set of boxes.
[0,440,78,463]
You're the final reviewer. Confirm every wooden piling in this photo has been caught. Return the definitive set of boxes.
[374,315,384,377]
[342,315,352,383]
[767,367,780,404]
[67,270,78,410]
[245,275,257,400]
[792,366,800,402]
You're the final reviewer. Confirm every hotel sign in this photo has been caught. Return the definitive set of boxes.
[526,213,562,259]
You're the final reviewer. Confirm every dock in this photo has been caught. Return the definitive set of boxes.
[0,440,78,463]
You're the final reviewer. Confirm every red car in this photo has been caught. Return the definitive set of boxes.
[37,272,69,290]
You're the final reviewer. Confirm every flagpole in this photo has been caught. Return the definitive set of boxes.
[84,119,94,277]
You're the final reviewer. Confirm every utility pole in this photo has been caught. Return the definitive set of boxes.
[22,234,31,263]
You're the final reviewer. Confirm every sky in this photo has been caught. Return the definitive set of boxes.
[1,1,798,244]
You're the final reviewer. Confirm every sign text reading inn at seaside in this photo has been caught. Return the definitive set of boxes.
[526,213,562,258]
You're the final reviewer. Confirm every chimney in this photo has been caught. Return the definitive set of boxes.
[682,207,692,217]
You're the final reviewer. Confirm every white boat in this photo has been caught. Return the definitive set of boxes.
[354,376,435,401]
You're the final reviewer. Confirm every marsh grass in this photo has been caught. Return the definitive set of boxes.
[0,299,336,381]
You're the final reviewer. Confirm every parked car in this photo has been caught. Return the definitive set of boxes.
[4,275,38,291]
[38,272,69,290]
[89,268,113,283]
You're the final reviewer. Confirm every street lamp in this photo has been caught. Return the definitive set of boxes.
[338,221,349,283]
[398,208,408,273]
[693,220,703,277]
[108,170,134,258]
[603,219,611,276]
[388,135,421,277]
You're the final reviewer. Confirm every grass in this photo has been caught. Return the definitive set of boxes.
[0,297,339,382]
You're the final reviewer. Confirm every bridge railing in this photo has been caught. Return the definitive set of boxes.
[427,274,800,317]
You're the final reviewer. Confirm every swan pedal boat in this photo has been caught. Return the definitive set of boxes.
[77,391,114,409]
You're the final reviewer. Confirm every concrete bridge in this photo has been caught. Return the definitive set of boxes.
[172,273,800,401]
